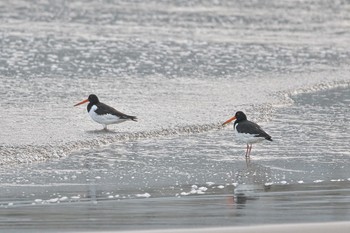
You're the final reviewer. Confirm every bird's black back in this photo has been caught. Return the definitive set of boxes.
[95,102,137,121]
[236,120,272,141]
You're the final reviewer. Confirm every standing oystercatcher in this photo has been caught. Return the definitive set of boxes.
[222,111,272,158]
[74,94,137,130]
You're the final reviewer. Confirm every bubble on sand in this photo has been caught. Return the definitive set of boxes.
[48,198,59,203]
[59,196,68,202]
[206,182,215,186]
[71,195,80,200]
[136,193,151,198]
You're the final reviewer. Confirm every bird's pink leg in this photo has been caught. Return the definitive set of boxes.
[248,145,253,157]
[245,144,249,157]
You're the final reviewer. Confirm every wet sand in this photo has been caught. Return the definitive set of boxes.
[100,222,350,233]
[1,87,350,232]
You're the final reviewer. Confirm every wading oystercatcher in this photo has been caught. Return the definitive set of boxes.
[74,94,137,130]
[222,111,272,158]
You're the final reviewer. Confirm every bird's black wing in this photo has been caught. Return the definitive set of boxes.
[95,102,137,121]
[236,121,272,141]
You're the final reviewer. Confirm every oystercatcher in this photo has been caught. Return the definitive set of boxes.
[222,111,272,157]
[74,94,137,130]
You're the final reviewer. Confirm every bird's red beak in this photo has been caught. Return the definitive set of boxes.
[222,116,236,126]
[74,99,89,107]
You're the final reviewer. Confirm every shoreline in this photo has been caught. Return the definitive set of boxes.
[92,222,350,233]
[1,79,349,166]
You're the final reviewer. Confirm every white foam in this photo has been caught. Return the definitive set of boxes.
[205,182,215,186]
[47,198,59,203]
[59,196,68,202]
[330,179,345,182]
[136,193,151,198]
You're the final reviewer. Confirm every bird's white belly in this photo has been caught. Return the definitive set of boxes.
[88,106,127,125]
[234,128,264,144]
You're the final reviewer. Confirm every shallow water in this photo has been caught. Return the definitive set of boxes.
[1,0,350,232]
[0,87,349,231]
[1,0,350,164]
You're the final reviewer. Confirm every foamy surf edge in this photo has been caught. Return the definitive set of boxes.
[1,79,349,166]
[0,123,223,165]
[274,79,350,106]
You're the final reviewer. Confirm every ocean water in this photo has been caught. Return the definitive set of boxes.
[0,0,350,231]
[1,0,350,163]
[0,86,349,231]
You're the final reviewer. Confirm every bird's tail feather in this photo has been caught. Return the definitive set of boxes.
[129,116,137,122]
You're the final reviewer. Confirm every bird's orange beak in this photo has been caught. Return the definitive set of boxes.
[74,99,89,107]
[222,116,236,126]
